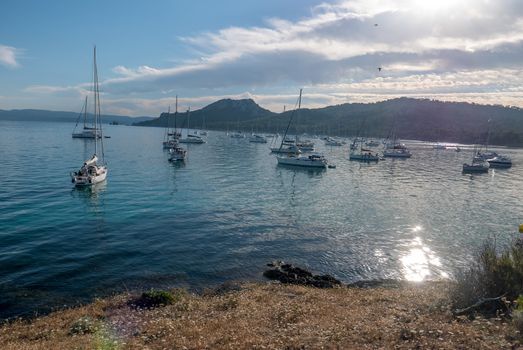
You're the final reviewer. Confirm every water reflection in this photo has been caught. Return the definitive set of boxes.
[400,235,447,282]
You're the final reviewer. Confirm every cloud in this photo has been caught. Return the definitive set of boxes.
[0,45,21,68]
[23,0,523,114]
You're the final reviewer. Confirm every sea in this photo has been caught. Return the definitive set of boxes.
[1,119,522,318]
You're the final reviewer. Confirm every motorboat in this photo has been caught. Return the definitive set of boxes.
[324,137,343,146]
[487,155,512,168]
[179,134,206,144]
[249,134,267,143]
[230,131,245,138]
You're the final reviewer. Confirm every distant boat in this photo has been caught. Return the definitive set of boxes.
[383,127,411,158]
[230,131,245,138]
[463,145,489,173]
[249,134,267,143]
[364,139,380,147]
[71,46,108,186]
[72,96,102,139]
[168,143,187,162]
[324,137,343,146]
[179,108,206,144]
[275,89,328,168]
[487,155,512,168]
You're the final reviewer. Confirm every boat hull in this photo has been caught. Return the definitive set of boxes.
[462,163,489,173]
[277,156,327,168]
[487,161,512,168]
[72,167,108,186]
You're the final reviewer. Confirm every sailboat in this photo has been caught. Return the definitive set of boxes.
[463,145,489,173]
[383,125,411,158]
[162,97,187,162]
[72,96,101,139]
[276,89,328,168]
[71,46,108,186]
[179,108,206,144]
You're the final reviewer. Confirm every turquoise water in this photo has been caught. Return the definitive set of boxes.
[1,120,522,318]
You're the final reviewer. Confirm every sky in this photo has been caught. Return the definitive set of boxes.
[1,0,523,116]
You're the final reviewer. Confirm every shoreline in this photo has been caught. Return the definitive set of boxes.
[0,278,518,349]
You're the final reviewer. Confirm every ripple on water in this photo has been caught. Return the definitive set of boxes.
[0,121,523,318]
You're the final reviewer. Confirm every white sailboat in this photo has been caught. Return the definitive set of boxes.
[276,89,328,168]
[179,108,206,144]
[71,46,108,186]
[463,145,489,173]
[72,96,101,139]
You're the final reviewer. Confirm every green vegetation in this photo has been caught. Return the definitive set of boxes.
[450,238,523,318]
[135,97,523,147]
[134,289,176,308]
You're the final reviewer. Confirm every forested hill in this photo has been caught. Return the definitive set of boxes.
[0,109,153,125]
[136,97,523,147]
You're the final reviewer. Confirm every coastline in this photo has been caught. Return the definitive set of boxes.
[0,279,517,349]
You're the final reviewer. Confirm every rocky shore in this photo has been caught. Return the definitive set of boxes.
[0,265,519,349]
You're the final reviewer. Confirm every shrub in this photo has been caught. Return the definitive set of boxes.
[69,316,99,335]
[450,238,523,312]
[134,289,176,308]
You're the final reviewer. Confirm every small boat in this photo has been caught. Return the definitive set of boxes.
[277,153,328,168]
[275,89,329,168]
[179,134,205,144]
[249,134,267,143]
[324,137,343,146]
[463,145,489,173]
[349,148,380,162]
[487,155,512,168]
[71,46,108,187]
[162,102,182,149]
[383,148,412,158]
[72,96,102,139]
[230,131,245,138]
[270,144,301,154]
[433,143,447,150]
[463,161,489,173]
[296,140,314,151]
[179,108,206,144]
[364,140,380,147]
[168,143,187,162]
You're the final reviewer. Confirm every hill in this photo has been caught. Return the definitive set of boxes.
[135,97,523,147]
[0,109,153,125]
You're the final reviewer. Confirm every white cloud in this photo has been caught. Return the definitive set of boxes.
[0,45,21,68]
[21,0,523,114]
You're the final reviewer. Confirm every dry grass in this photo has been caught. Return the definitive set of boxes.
[0,282,520,349]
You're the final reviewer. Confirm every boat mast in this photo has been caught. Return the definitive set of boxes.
[93,45,105,162]
[278,88,302,152]
[174,95,178,135]
[83,96,88,129]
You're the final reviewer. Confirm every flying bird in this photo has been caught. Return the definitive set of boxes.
[378,67,382,72]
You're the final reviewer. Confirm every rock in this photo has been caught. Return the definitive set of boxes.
[263,261,342,288]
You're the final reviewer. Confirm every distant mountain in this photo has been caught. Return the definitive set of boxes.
[135,97,523,147]
[0,109,154,125]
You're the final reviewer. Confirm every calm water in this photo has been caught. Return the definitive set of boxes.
[1,120,522,318]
